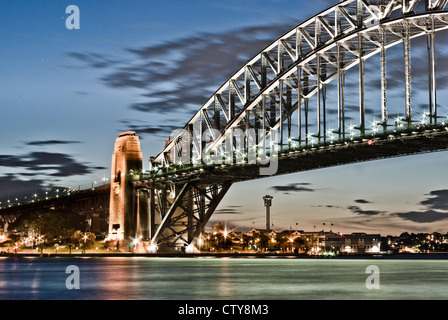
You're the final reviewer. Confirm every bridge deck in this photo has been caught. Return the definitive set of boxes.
[135,126,448,188]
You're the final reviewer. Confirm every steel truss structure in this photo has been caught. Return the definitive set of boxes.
[133,0,448,251]
[153,0,448,168]
[133,180,232,251]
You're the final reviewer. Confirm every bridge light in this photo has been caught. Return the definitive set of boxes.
[421,113,428,125]
[147,243,158,253]
[185,243,196,253]
[395,116,403,124]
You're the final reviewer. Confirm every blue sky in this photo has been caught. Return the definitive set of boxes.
[2,0,448,235]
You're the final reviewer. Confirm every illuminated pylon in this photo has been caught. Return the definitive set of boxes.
[107,131,143,244]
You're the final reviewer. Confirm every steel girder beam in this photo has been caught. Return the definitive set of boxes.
[148,181,232,250]
[152,0,448,172]
[140,127,448,187]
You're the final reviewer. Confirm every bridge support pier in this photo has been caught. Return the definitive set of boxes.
[135,180,232,253]
[106,131,143,250]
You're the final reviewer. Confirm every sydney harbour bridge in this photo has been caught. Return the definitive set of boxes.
[2,0,448,252]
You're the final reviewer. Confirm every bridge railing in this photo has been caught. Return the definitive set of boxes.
[145,120,448,178]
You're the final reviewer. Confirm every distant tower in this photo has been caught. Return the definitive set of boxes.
[263,195,273,231]
[108,131,143,244]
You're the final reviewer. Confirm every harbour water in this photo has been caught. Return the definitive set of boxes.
[0,255,447,300]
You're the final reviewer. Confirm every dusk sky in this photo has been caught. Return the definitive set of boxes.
[2,0,448,236]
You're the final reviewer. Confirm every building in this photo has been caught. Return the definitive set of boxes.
[342,233,381,254]
[202,226,381,255]
[293,231,381,255]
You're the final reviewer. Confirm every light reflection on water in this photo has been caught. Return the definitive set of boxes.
[0,256,447,300]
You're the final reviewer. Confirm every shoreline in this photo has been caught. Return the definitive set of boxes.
[2,252,448,259]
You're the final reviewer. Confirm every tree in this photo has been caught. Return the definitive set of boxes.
[7,209,84,246]
[258,234,270,251]
[213,222,225,233]
[71,231,96,249]
[294,237,305,253]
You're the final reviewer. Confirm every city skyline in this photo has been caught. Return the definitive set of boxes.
[2,0,448,236]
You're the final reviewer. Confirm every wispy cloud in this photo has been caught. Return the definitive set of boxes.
[119,120,180,138]
[66,19,448,128]
[347,205,385,216]
[0,152,105,177]
[395,210,448,223]
[67,23,294,116]
[25,140,81,146]
[66,52,123,69]
[354,199,371,204]
[214,206,243,215]
[270,182,315,194]
[394,189,448,223]
[420,189,448,211]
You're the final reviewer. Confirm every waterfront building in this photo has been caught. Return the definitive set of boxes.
[342,233,381,254]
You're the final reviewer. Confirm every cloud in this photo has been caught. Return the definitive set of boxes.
[66,52,123,69]
[25,140,82,146]
[420,189,448,211]
[270,182,315,194]
[395,210,448,223]
[0,152,106,177]
[214,207,243,215]
[347,205,385,216]
[120,123,180,137]
[67,23,294,115]
[65,20,448,121]
[393,189,448,223]
[74,91,89,96]
[354,199,371,204]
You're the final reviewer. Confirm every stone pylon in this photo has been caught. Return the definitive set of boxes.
[107,131,143,248]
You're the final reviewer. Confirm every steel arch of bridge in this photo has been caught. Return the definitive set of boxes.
[138,0,448,251]
[153,0,448,169]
